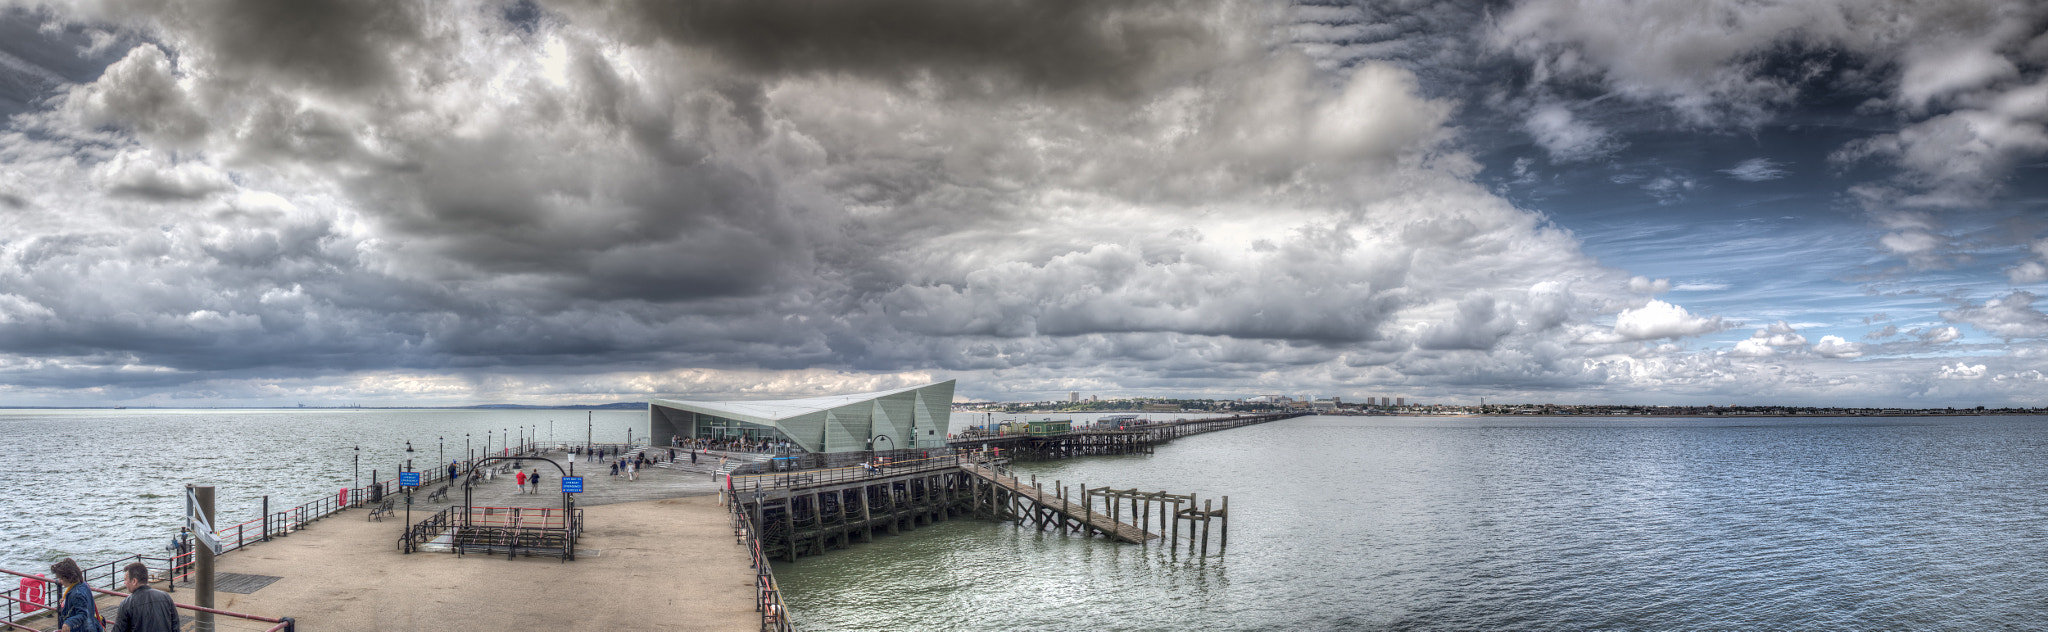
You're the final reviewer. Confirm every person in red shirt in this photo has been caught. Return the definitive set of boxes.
[515,469,527,493]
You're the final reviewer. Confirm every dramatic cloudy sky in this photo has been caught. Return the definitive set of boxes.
[0,0,2043,407]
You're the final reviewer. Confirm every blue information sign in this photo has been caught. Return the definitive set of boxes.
[399,471,420,488]
[560,476,584,494]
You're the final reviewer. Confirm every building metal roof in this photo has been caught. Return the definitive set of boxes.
[649,380,955,453]
[649,381,939,422]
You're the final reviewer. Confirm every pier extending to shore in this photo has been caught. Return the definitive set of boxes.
[724,411,1298,563]
[945,412,1306,460]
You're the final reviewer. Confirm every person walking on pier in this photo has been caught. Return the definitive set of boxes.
[528,469,543,494]
[515,469,527,493]
[110,562,175,632]
[50,557,101,632]
[447,461,457,483]
[609,460,619,477]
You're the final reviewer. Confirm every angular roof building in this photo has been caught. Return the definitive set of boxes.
[648,380,955,453]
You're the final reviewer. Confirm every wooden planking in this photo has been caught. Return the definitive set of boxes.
[961,464,1157,543]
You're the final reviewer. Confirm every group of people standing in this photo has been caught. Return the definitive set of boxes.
[40,557,179,632]
[672,436,794,455]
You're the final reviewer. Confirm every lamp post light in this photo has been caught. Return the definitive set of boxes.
[438,436,444,473]
[464,433,471,471]
[405,440,415,473]
[353,445,360,496]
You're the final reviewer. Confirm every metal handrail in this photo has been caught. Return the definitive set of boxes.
[727,455,969,491]
[727,496,797,632]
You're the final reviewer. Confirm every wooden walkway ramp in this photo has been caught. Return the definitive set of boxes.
[961,463,1157,544]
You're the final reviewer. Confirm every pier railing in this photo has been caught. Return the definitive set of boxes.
[727,495,797,632]
[399,504,584,560]
[1,566,294,631]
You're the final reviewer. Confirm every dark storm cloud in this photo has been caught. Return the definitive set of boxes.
[126,0,425,94]
[548,0,1242,97]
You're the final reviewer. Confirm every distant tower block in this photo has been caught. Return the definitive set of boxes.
[1069,391,1079,403]
[1380,397,1390,406]
[1396,397,1404,407]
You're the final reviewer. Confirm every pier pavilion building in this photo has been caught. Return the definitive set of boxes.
[647,380,955,453]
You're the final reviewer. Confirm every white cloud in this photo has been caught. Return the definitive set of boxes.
[1898,44,2020,111]
[1720,157,1788,181]
[1918,325,1963,344]
[1812,335,1865,358]
[1941,291,2048,339]
[1578,300,1730,343]
[2008,238,2048,284]
[1523,103,1622,162]
[1729,337,1776,357]
[1936,362,1988,380]
[1627,276,1671,294]
[1671,282,1729,291]
[2011,260,2048,284]
[1993,369,2048,383]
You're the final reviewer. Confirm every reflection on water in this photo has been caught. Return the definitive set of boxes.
[777,415,2048,631]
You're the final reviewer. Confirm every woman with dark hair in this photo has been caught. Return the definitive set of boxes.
[49,557,103,632]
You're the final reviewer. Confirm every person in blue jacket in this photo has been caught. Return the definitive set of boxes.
[50,557,103,632]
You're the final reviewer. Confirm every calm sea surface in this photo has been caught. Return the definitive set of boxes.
[776,415,2048,631]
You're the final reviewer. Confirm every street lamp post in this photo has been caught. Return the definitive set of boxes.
[353,445,360,501]
[438,436,444,475]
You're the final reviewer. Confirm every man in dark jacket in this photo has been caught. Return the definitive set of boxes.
[110,562,177,632]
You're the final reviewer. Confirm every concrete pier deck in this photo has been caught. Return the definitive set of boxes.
[204,451,757,631]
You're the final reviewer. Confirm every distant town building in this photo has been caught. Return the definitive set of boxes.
[1397,397,1404,407]
[1069,391,1079,403]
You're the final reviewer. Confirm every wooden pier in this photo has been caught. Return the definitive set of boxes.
[949,412,1307,460]
[725,412,1296,562]
[960,462,1155,543]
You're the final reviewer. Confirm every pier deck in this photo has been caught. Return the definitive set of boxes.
[961,463,1157,543]
[195,453,756,631]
